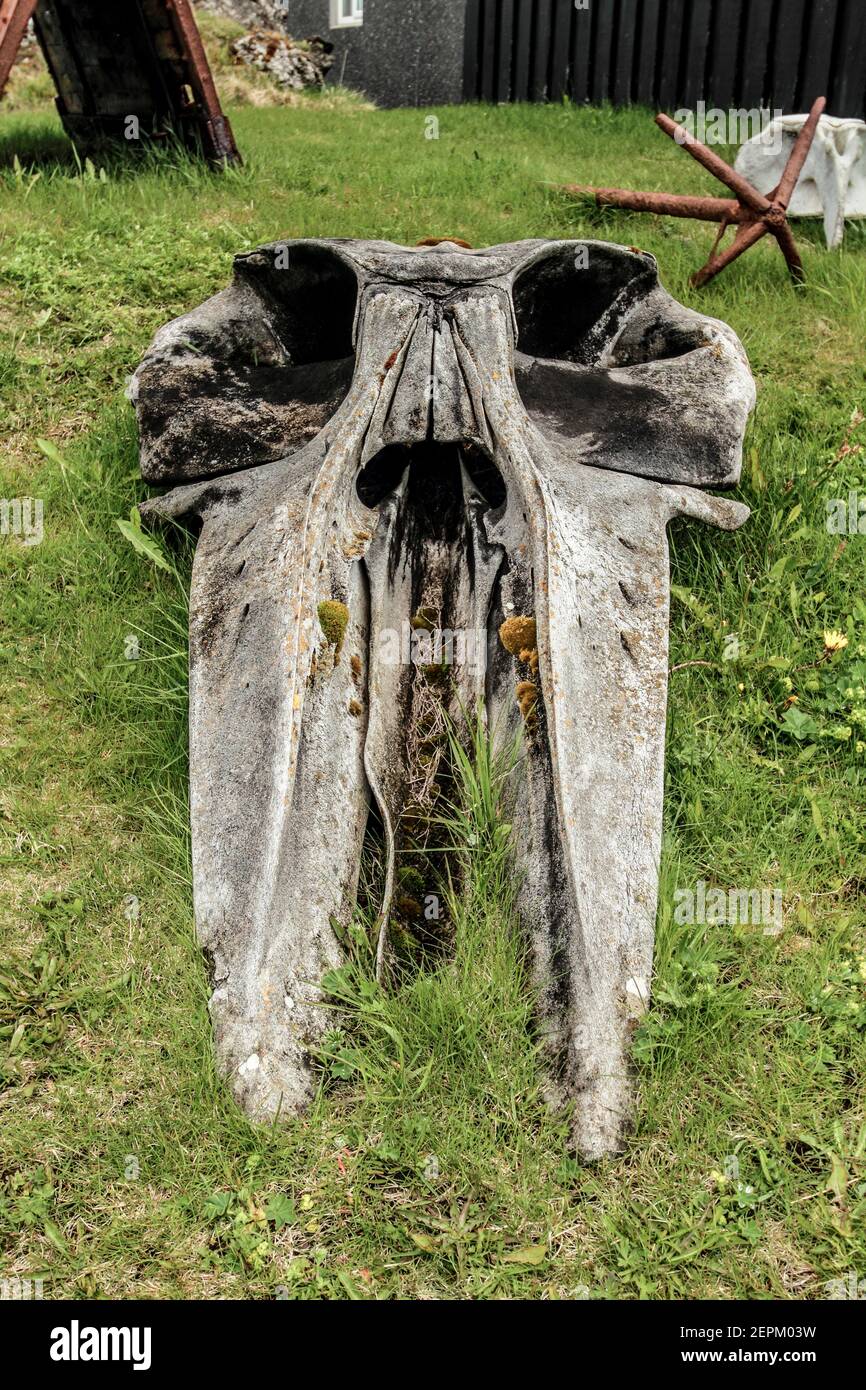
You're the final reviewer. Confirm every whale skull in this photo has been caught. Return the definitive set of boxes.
[131,238,755,1157]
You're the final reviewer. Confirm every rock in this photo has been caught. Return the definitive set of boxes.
[735,114,866,249]
[229,30,333,89]
[196,0,288,27]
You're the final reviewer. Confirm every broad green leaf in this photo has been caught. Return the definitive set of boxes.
[810,798,826,839]
[265,1194,296,1229]
[780,706,818,740]
[36,436,83,480]
[203,1192,232,1220]
[502,1244,546,1266]
[408,1231,439,1253]
[116,514,172,573]
[43,1220,69,1255]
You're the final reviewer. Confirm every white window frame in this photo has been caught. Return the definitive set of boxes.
[330,0,363,28]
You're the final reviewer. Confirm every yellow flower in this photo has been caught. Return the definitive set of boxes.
[823,629,849,653]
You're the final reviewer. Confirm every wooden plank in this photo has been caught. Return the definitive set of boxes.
[656,0,688,111]
[569,0,592,102]
[548,0,572,103]
[707,0,743,107]
[736,0,772,107]
[496,0,516,102]
[682,0,712,109]
[531,0,554,102]
[831,0,866,117]
[612,0,639,106]
[591,0,616,103]
[33,0,105,115]
[462,0,481,100]
[512,0,533,101]
[480,0,497,100]
[633,0,662,106]
[768,0,807,112]
[23,0,238,162]
[62,1,162,114]
[797,0,840,109]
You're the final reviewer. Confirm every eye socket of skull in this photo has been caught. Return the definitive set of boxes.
[512,242,706,366]
[133,243,359,485]
[512,242,752,487]
[235,241,358,365]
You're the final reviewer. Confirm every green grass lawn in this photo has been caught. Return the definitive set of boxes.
[1,97,865,1301]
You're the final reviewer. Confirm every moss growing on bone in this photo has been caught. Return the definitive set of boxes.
[394,893,423,921]
[317,600,349,659]
[398,865,426,899]
[520,646,539,675]
[499,615,536,658]
[516,680,538,730]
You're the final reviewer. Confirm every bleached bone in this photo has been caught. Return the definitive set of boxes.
[735,114,866,249]
[131,238,754,1157]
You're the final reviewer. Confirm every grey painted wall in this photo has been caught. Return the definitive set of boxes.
[284,0,467,107]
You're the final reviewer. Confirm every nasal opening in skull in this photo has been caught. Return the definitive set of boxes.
[357,441,507,971]
[356,440,506,513]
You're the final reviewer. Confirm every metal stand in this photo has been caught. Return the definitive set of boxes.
[0,0,240,165]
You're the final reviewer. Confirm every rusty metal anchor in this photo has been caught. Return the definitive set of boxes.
[563,97,827,287]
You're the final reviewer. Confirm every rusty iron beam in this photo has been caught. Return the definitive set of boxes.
[654,113,772,216]
[773,98,826,207]
[563,186,749,224]
[162,0,239,165]
[559,97,827,288]
[0,0,38,97]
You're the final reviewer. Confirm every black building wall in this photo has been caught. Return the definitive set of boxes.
[464,0,866,120]
[283,0,866,120]
[285,0,468,107]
